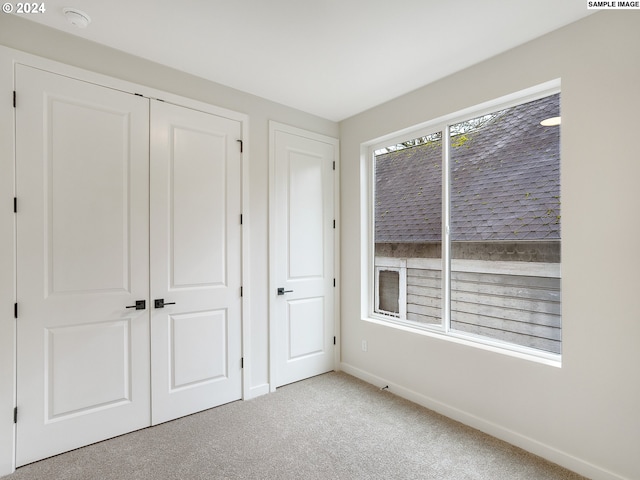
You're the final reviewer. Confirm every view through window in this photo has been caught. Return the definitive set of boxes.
[373,92,561,355]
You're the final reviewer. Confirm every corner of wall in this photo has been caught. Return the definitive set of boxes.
[0,45,17,477]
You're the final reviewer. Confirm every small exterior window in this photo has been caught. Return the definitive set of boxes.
[378,270,399,313]
[374,258,407,319]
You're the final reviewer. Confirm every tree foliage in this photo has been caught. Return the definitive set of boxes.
[374,111,506,156]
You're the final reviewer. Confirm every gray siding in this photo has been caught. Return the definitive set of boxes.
[392,258,561,354]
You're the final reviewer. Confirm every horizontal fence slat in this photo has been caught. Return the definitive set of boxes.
[407,268,441,279]
[408,277,442,290]
[451,321,561,354]
[407,303,442,318]
[375,256,562,353]
[451,309,561,339]
[451,298,560,327]
[407,285,441,299]
[407,312,441,325]
[451,289,560,315]
[452,281,561,304]
[452,270,560,290]
[451,259,560,278]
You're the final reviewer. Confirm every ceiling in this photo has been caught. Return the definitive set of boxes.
[16,1,594,121]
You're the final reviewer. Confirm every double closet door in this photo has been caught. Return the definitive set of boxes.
[15,65,242,466]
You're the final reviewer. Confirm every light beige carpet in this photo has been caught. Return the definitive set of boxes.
[3,372,587,479]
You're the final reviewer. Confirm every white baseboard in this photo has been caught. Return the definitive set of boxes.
[245,383,270,400]
[340,362,627,480]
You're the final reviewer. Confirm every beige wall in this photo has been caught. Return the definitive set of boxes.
[339,11,639,480]
[2,9,639,480]
[0,13,338,476]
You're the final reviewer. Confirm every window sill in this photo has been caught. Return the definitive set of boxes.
[362,315,562,368]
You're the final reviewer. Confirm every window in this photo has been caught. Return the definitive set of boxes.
[369,87,561,358]
[374,258,407,319]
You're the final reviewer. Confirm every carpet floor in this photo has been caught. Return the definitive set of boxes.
[3,372,587,479]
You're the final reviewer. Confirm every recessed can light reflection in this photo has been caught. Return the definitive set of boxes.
[540,116,561,127]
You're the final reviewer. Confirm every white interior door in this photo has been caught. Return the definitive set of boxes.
[15,65,151,466]
[150,101,243,424]
[271,123,337,388]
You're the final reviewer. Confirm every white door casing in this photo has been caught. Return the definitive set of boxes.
[269,123,338,389]
[15,64,246,465]
[15,65,151,466]
[150,100,243,424]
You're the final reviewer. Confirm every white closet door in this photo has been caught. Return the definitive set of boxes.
[149,100,243,425]
[15,65,151,466]
[271,125,336,388]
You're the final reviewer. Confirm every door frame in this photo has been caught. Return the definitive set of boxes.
[268,121,340,392]
[0,46,17,477]
[0,45,251,476]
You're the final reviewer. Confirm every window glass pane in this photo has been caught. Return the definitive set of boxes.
[449,94,561,353]
[374,132,442,325]
[378,270,399,314]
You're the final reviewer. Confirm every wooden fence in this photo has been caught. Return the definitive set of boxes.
[377,257,561,354]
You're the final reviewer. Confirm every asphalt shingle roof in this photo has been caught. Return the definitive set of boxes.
[375,94,560,243]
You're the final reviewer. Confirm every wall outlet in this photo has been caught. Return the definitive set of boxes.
[361,340,368,352]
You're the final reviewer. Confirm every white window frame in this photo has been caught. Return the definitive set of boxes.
[362,80,562,365]
[374,257,407,319]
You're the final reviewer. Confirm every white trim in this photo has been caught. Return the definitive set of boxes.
[341,363,629,480]
[268,121,340,392]
[375,257,407,268]
[362,144,376,325]
[4,46,248,125]
[373,257,407,319]
[443,123,452,334]
[0,45,251,474]
[363,313,561,366]
[363,81,562,361]
[268,123,277,392]
[333,134,341,371]
[0,46,17,478]
[240,119,252,401]
[246,383,270,400]
[364,79,561,153]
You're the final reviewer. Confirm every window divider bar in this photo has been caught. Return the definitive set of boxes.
[442,125,452,333]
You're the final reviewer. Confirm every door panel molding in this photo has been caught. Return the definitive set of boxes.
[150,100,242,425]
[15,65,151,466]
[268,122,340,390]
[7,51,250,470]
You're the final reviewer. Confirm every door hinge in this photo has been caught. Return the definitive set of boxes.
[333,219,335,229]
[333,278,336,287]
[332,161,335,171]
[13,197,17,213]
[237,139,243,153]
[240,286,243,297]
[13,91,16,108]
[14,303,17,319]
[333,336,336,345]
[134,93,144,97]
[241,357,244,369]
[240,214,243,225]
[13,407,17,424]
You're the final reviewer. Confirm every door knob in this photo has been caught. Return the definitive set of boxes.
[125,300,146,310]
[154,298,176,309]
[277,288,293,296]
